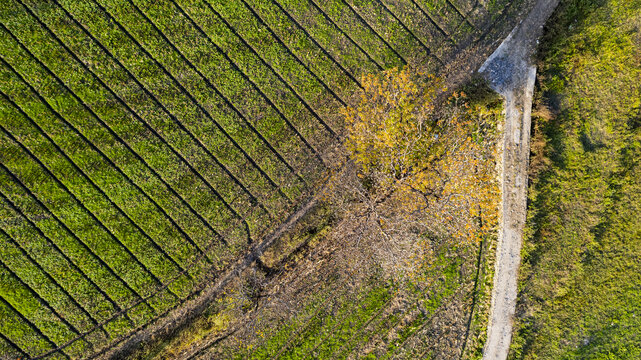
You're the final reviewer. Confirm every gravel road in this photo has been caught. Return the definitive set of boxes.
[478,1,559,359]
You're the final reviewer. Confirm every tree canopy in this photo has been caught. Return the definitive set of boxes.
[343,67,502,243]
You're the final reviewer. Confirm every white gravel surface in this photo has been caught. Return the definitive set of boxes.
[478,1,559,359]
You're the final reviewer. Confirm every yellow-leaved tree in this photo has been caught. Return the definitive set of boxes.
[342,67,501,244]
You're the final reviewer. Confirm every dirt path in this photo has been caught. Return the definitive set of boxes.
[98,181,326,359]
[478,0,558,359]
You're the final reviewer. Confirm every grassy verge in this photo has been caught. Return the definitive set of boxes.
[511,0,641,358]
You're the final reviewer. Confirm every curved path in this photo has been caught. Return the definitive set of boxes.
[478,1,559,358]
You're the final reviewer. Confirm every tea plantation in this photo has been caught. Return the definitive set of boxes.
[0,0,520,358]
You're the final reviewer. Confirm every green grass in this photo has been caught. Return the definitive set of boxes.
[0,0,512,358]
[223,278,395,360]
[510,0,641,358]
[225,239,474,360]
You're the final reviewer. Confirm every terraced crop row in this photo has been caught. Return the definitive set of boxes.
[0,0,513,358]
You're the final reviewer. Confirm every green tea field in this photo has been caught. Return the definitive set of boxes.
[0,0,524,358]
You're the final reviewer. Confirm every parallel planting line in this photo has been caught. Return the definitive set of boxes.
[335,0,407,64]
[174,1,333,166]
[413,0,463,35]
[0,22,230,257]
[0,137,149,314]
[89,0,301,199]
[183,5,339,151]
[233,0,349,108]
[83,227,235,360]
[373,0,455,61]
[0,0,513,357]
[348,0,429,63]
[3,5,197,285]
[200,0,346,159]
[0,63,189,288]
[0,122,168,306]
[268,0,380,83]
[270,0,379,83]
[463,0,494,30]
[15,1,260,236]
[1,54,209,270]
[306,0,385,71]
[0,142,174,309]
[78,0,292,214]
[32,200,233,360]
[442,0,476,31]
[371,0,445,66]
[206,0,346,152]
[477,0,518,43]
[25,0,250,239]
[0,98,164,309]
[271,0,363,89]
[0,294,64,358]
[168,0,328,164]
[0,227,110,343]
[407,0,463,52]
[0,165,134,320]
[0,330,28,358]
[416,0,469,53]
[187,0,340,139]
[0,186,111,338]
[2,230,102,339]
[124,0,313,184]
[409,0,451,38]
[2,10,254,243]
[0,260,88,342]
[310,0,403,68]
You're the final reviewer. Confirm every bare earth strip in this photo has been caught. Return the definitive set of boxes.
[478,1,559,359]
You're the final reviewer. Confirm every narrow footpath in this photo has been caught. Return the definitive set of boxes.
[478,1,559,359]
